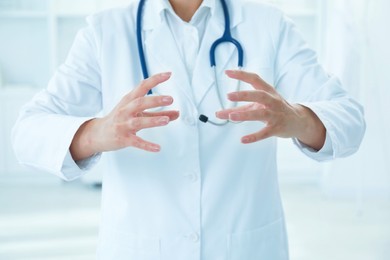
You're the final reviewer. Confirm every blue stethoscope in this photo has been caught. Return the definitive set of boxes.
[137,0,244,126]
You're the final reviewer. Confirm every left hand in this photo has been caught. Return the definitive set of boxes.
[216,70,326,150]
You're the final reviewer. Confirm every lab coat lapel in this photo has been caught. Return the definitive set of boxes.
[143,7,194,103]
[192,0,243,106]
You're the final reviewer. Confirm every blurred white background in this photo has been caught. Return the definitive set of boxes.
[0,0,389,259]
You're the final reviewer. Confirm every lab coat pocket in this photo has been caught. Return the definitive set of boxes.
[228,218,288,260]
[97,228,161,260]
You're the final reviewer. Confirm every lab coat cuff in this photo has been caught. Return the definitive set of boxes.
[293,102,336,161]
[76,152,102,170]
[293,131,333,161]
[62,150,102,176]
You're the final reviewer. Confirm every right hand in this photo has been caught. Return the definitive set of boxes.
[70,72,179,161]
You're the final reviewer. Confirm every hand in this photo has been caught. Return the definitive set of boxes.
[70,72,179,161]
[216,70,326,150]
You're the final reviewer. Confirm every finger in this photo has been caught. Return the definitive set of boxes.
[127,135,161,153]
[127,116,171,132]
[227,90,275,108]
[134,72,172,98]
[241,127,274,144]
[215,104,254,119]
[139,110,180,121]
[121,72,172,104]
[229,109,271,122]
[125,95,174,115]
[225,70,274,92]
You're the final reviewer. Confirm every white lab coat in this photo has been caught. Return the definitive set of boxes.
[12,0,365,259]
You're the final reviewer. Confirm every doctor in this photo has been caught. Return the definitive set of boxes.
[12,0,365,259]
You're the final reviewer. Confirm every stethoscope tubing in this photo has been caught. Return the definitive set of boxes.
[209,0,244,68]
[136,0,152,95]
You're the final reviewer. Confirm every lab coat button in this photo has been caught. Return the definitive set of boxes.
[187,173,198,182]
[189,232,200,243]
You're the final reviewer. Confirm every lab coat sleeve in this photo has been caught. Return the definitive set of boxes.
[12,16,103,181]
[270,10,366,161]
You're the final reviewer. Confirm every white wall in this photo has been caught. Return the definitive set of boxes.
[321,0,390,199]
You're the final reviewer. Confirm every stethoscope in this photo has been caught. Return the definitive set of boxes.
[137,0,244,126]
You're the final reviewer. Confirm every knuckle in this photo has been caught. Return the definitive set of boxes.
[256,91,265,100]
[119,91,132,103]
[129,137,142,148]
[124,91,135,102]
[252,134,260,142]
[115,108,126,120]
[262,127,271,135]
[133,141,141,148]
[262,108,270,116]
[247,91,254,99]
[239,92,247,99]
[139,79,149,89]
[133,97,144,108]
[236,113,246,121]
[251,73,261,82]
[135,111,144,117]
[236,70,244,76]
[143,75,158,88]
[256,109,264,118]
[119,95,129,105]
[272,124,281,134]
[248,134,257,142]
[249,103,258,109]
[113,122,123,135]
[137,141,147,150]
[129,118,142,129]
[132,140,141,148]
[265,127,273,135]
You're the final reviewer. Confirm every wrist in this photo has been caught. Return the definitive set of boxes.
[70,118,101,161]
[292,104,326,151]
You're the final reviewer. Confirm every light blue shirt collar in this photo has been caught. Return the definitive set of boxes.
[158,0,216,24]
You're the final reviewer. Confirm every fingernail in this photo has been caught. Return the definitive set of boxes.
[157,117,169,125]
[215,112,222,119]
[160,72,172,78]
[215,112,225,120]
[242,137,251,143]
[162,96,173,103]
[225,70,236,76]
[151,145,161,152]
